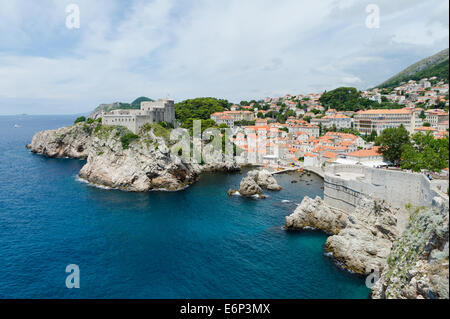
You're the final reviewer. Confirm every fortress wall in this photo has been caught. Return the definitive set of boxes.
[324,165,439,212]
[135,115,151,133]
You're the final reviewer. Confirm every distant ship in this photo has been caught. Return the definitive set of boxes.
[14,124,21,128]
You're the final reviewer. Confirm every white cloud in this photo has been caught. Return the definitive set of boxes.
[0,0,448,114]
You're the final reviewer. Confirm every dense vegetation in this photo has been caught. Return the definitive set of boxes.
[175,97,230,127]
[379,59,449,89]
[319,87,401,111]
[376,126,411,165]
[376,126,449,172]
[401,133,449,172]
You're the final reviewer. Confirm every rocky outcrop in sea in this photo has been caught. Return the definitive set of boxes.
[27,123,240,192]
[286,196,399,275]
[286,195,449,299]
[229,169,282,198]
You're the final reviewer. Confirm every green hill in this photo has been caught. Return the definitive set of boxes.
[131,96,154,108]
[378,48,449,89]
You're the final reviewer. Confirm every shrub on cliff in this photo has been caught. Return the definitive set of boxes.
[74,116,86,124]
[121,133,139,150]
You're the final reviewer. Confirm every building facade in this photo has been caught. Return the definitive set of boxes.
[102,99,176,133]
[354,109,414,135]
[211,111,255,126]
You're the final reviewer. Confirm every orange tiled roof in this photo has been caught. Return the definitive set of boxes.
[357,109,412,115]
[347,148,381,158]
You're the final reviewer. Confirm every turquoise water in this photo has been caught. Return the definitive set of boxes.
[0,115,369,298]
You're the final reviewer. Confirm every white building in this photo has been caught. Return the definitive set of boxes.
[102,99,176,133]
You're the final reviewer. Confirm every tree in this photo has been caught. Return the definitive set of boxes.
[375,126,411,165]
[74,116,86,124]
[364,130,378,142]
[303,116,312,123]
[319,87,369,111]
[419,110,426,120]
[401,133,449,172]
[175,98,229,127]
[423,122,431,127]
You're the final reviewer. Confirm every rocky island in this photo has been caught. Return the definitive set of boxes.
[228,169,282,198]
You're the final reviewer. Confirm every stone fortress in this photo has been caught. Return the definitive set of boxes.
[101,99,176,133]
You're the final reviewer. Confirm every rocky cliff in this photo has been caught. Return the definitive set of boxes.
[371,197,449,299]
[27,123,240,192]
[26,122,97,159]
[286,196,399,275]
[286,195,449,299]
[78,125,202,191]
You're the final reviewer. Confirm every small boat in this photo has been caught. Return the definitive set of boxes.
[13,124,20,128]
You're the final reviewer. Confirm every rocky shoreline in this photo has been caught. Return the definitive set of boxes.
[27,123,240,192]
[286,195,449,299]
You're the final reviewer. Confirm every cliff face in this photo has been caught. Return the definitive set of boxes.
[78,126,201,192]
[27,123,240,192]
[286,196,399,275]
[26,123,97,159]
[372,197,449,299]
[286,195,449,299]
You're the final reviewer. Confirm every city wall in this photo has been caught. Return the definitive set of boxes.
[323,165,441,212]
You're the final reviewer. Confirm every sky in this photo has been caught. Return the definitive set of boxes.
[0,0,448,115]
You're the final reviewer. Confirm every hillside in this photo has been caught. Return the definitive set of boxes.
[378,48,449,89]
[88,97,154,119]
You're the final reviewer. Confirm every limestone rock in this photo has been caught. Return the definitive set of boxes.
[286,196,399,275]
[371,198,449,299]
[239,176,263,197]
[27,123,242,192]
[232,169,282,198]
[27,122,96,159]
[248,169,282,191]
[78,127,200,192]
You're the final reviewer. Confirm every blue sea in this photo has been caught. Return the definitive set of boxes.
[0,115,369,299]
